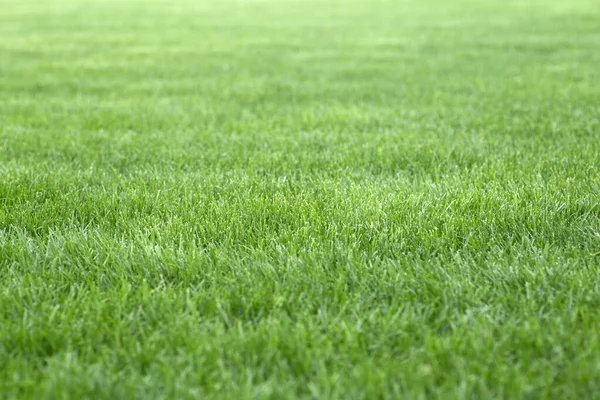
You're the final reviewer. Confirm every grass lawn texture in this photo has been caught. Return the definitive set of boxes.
[1,0,600,398]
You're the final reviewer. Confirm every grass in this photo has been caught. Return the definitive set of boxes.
[1,0,600,398]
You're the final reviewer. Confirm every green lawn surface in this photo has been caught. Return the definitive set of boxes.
[1,0,600,398]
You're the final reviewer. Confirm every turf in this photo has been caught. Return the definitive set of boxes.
[1,0,600,398]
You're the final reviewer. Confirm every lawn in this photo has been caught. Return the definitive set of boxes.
[1,0,599,398]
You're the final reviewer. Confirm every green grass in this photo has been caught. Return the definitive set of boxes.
[1,0,600,398]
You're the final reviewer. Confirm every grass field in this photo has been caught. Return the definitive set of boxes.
[1,0,600,398]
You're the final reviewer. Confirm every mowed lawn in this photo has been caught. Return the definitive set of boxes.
[1,0,600,398]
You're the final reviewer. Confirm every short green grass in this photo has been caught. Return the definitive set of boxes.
[1,0,600,398]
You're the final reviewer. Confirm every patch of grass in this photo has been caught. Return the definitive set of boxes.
[1,0,600,398]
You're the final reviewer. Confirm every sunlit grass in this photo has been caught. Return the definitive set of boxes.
[1,0,600,398]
